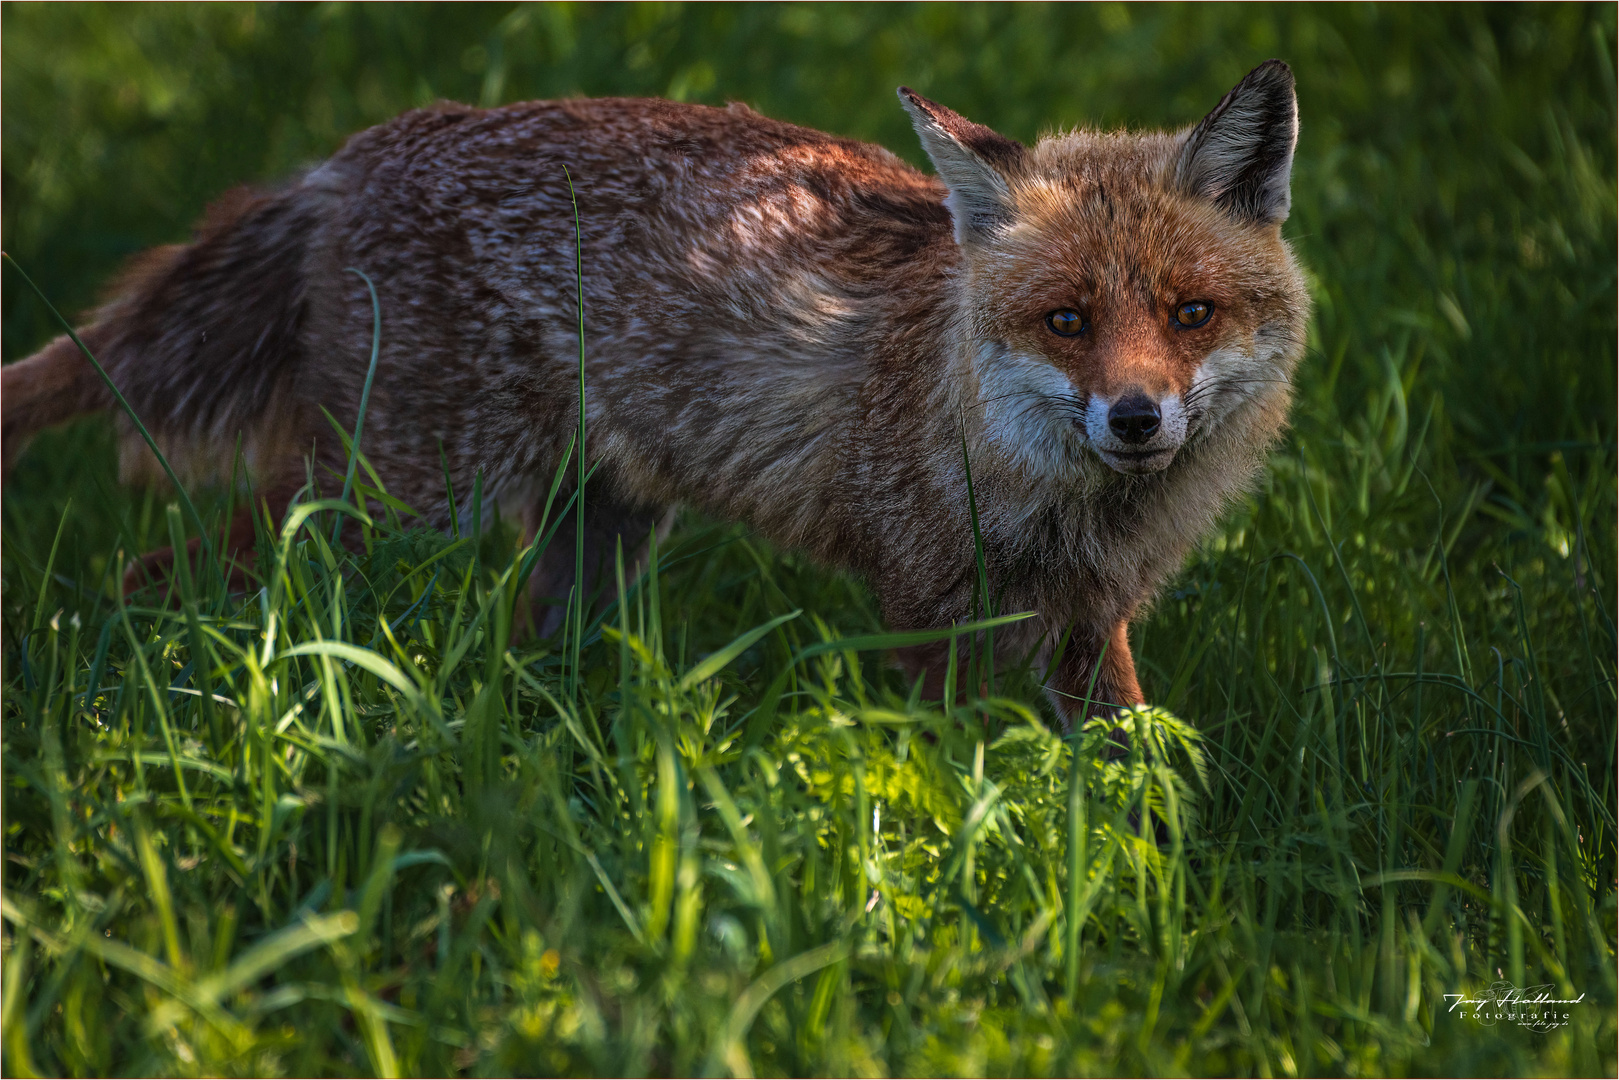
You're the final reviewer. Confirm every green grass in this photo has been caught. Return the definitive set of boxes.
[3,4,1615,1076]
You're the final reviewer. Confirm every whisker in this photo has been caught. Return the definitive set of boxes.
[967,388,1056,413]
[1183,377,1291,407]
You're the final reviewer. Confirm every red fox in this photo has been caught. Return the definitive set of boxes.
[2,60,1308,725]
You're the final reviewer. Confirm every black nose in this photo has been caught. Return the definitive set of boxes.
[1108,394,1161,444]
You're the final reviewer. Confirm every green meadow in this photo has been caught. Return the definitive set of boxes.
[2,4,1614,1075]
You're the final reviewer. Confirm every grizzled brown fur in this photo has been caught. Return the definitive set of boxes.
[2,61,1310,725]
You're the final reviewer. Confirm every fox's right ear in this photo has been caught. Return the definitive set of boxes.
[898,88,1026,246]
[1175,59,1299,225]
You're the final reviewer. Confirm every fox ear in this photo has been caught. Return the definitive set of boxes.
[1175,59,1298,225]
[898,87,1026,246]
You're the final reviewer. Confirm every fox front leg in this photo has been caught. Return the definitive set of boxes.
[519,497,677,640]
[1046,620,1144,733]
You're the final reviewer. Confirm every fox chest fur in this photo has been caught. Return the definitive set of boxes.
[3,62,1310,722]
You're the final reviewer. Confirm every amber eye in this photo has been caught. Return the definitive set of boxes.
[1046,309,1087,337]
[1172,300,1213,328]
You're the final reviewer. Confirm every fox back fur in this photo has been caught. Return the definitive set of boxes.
[2,60,1309,724]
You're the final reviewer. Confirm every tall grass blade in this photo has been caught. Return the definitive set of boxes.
[334,267,384,545]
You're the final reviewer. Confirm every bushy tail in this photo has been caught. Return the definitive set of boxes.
[3,183,323,487]
[1,331,111,479]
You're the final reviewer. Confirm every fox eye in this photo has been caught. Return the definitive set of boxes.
[1172,301,1213,328]
[1046,309,1087,337]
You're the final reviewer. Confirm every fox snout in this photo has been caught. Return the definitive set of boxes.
[1108,394,1160,444]
[1084,388,1190,475]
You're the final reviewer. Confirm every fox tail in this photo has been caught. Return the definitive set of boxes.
[3,184,322,487]
[1,329,111,479]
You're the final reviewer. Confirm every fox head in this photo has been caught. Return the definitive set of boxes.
[900,60,1309,482]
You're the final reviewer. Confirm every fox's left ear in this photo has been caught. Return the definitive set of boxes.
[898,87,1027,246]
[1176,59,1298,225]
